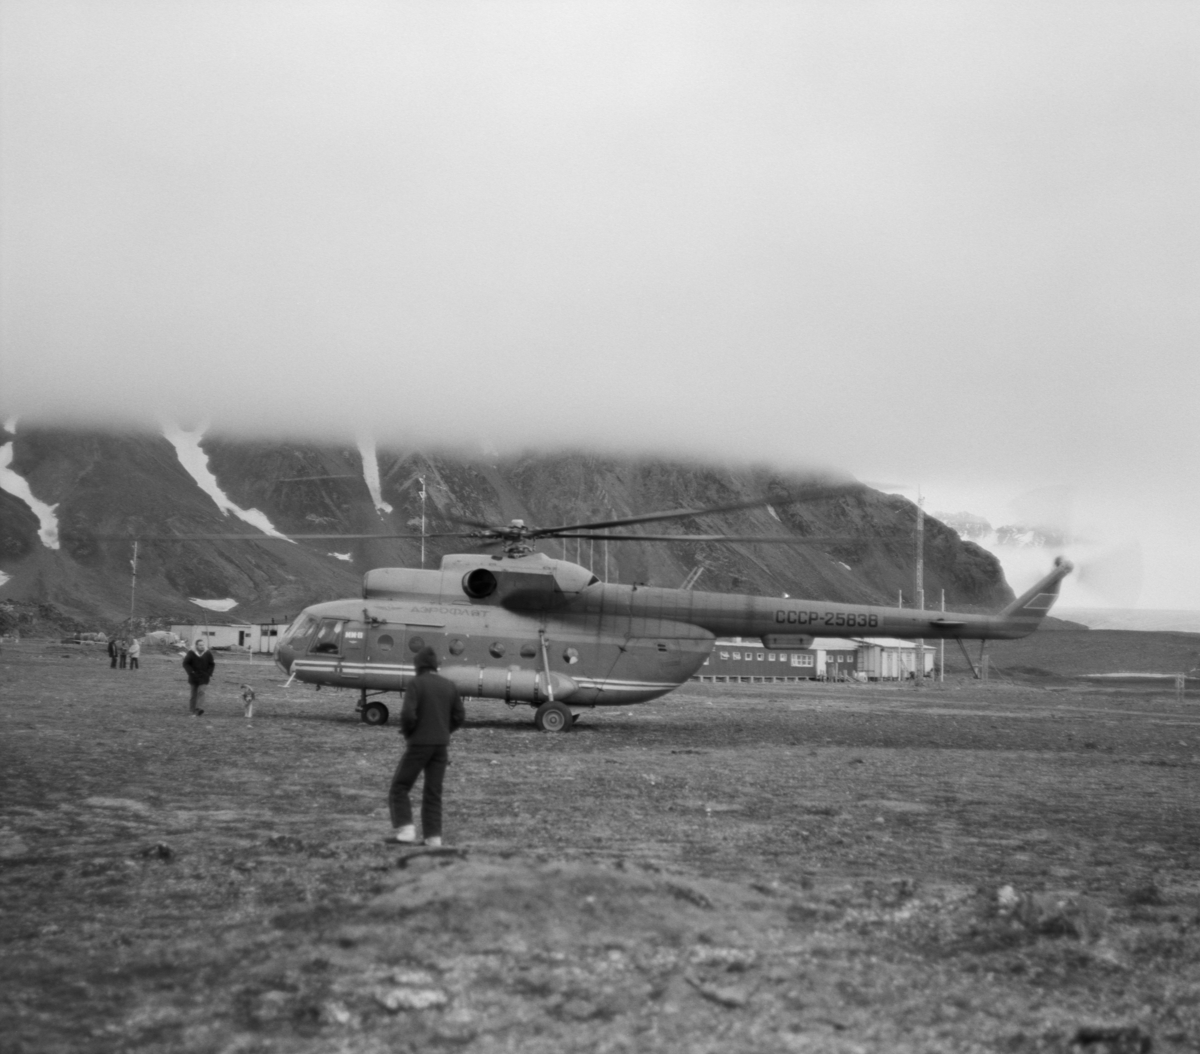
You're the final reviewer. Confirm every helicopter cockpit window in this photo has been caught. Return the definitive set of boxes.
[587,575,599,586]
[309,619,346,655]
[279,614,318,648]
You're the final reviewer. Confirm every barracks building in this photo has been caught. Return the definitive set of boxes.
[695,637,934,683]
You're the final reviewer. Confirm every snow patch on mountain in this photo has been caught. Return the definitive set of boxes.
[329,552,352,562]
[0,422,61,549]
[934,511,1067,550]
[162,424,291,541]
[190,597,238,612]
[356,435,393,515]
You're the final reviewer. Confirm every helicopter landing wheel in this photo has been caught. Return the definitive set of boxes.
[534,701,573,733]
[361,701,389,726]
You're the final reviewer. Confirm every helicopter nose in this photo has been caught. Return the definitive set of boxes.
[275,643,294,675]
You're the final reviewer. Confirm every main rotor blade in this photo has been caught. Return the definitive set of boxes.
[112,531,485,541]
[440,512,500,530]
[551,532,882,544]
[532,484,864,537]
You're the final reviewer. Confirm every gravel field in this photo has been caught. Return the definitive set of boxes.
[2,638,1199,1053]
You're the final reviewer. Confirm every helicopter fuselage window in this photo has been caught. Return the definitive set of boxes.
[310,619,346,654]
[279,613,318,649]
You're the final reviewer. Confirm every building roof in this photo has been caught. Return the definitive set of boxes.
[715,636,932,650]
[715,637,859,650]
[852,637,934,649]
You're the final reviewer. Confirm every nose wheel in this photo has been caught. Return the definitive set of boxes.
[534,700,573,733]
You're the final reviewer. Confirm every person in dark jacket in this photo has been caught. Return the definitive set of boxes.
[182,639,215,716]
[388,646,465,846]
[108,637,119,669]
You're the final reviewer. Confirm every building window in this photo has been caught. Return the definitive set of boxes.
[719,651,729,660]
[768,652,776,661]
[732,652,741,660]
[757,652,764,661]
[791,653,814,667]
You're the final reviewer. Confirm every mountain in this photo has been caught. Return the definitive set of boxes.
[935,510,1068,549]
[0,426,1014,634]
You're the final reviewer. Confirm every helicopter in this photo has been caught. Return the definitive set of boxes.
[211,488,1073,732]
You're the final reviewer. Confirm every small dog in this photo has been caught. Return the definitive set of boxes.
[240,683,256,719]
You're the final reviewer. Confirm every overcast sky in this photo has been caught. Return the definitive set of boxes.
[2,3,1197,606]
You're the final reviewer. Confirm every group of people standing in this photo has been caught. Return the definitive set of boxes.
[107,636,140,670]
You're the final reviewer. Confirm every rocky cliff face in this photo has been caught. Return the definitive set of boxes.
[0,427,1012,631]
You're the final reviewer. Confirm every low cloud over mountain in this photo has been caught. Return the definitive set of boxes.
[0,427,1011,631]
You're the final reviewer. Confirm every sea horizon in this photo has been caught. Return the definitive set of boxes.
[1055,608,1200,634]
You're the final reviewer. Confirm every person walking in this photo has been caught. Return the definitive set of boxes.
[108,637,119,669]
[128,637,140,670]
[182,638,215,716]
[388,646,464,846]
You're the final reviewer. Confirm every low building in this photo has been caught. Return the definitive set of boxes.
[856,638,936,680]
[169,621,287,654]
[694,636,932,683]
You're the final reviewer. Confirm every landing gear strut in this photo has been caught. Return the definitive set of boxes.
[357,690,390,726]
[534,700,573,733]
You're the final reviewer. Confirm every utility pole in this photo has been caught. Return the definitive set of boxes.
[418,475,427,569]
[915,490,925,677]
[129,540,138,635]
[939,589,945,682]
[915,491,925,611]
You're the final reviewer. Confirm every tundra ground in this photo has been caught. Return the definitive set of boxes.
[2,639,1199,1053]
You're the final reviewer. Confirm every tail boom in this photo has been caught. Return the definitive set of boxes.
[988,556,1074,639]
[576,559,1074,644]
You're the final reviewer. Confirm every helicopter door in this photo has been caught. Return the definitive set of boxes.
[307,618,365,683]
[340,624,365,681]
[367,625,401,663]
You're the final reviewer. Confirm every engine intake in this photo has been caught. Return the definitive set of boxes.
[462,568,499,599]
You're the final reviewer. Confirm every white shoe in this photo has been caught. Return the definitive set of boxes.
[423,836,442,848]
[394,825,416,844]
